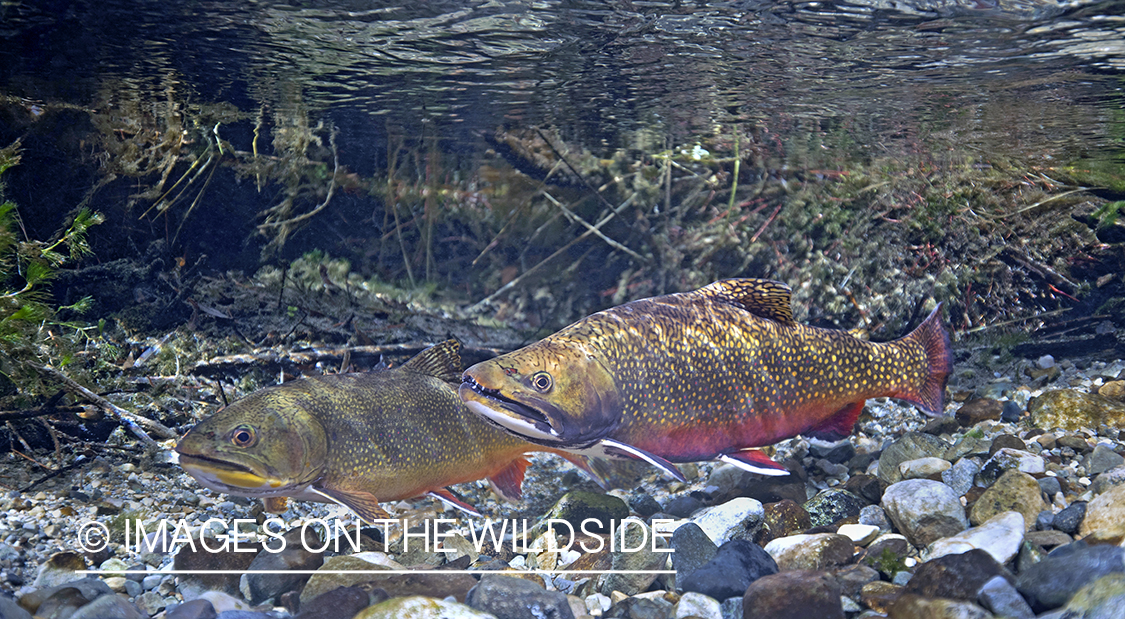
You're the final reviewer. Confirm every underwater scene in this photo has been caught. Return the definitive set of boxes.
[2,0,1125,617]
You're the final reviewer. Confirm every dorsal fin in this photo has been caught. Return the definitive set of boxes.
[401,340,462,383]
[700,278,795,325]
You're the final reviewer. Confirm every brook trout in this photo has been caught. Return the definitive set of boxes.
[460,279,952,479]
[176,341,599,521]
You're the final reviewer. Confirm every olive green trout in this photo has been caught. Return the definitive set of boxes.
[460,279,952,479]
[176,341,599,521]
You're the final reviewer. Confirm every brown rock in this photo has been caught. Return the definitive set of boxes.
[757,500,813,545]
[969,470,1046,531]
[744,570,844,619]
[957,399,1003,427]
[1100,381,1125,402]
[832,564,880,598]
[888,594,992,619]
[989,434,1026,457]
[765,533,855,571]
[902,549,1011,602]
[860,581,902,613]
[1079,483,1125,538]
[1024,529,1073,549]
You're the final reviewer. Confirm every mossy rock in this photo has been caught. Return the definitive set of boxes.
[354,596,495,619]
[1028,389,1125,431]
[538,490,629,535]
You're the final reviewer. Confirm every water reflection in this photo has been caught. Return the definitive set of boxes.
[2,0,1122,140]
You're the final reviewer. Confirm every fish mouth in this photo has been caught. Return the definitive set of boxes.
[176,452,287,494]
[460,375,561,443]
[461,375,552,427]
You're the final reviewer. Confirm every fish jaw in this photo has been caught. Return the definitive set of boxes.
[175,452,304,498]
[459,359,622,449]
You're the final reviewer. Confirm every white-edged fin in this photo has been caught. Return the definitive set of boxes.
[718,453,790,476]
[464,400,559,442]
[427,489,483,517]
[599,438,686,482]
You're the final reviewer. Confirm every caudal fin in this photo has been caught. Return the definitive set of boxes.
[899,303,953,416]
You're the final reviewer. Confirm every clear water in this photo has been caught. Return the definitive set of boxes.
[2,0,1124,330]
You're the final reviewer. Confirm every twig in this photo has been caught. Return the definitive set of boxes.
[0,405,86,422]
[467,192,638,313]
[20,459,86,493]
[541,192,645,262]
[990,187,1089,219]
[258,127,340,229]
[30,364,174,448]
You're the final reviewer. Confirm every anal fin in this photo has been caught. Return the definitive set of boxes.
[599,438,686,482]
[427,488,483,517]
[311,486,391,523]
[487,457,529,502]
[719,449,790,476]
[262,496,288,514]
[805,401,865,442]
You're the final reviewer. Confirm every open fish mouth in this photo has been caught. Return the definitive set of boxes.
[461,375,552,427]
[460,376,560,442]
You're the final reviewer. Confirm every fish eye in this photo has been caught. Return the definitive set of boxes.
[230,425,257,448]
[530,371,553,393]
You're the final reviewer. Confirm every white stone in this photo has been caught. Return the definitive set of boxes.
[923,511,1025,564]
[837,524,880,546]
[586,592,612,614]
[689,497,764,545]
[675,591,723,619]
[899,457,952,479]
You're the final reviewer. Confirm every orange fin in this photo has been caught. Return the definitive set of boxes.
[896,304,953,416]
[806,401,865,441]
[719,449,790,476]
[401,340,463,383]
[702,279,795,325]
[311,486,391,523]
[487,457,529,502]
[262,496,288,514]
[427,488,482,517]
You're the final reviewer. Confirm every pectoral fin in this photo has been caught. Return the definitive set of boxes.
[427,488,483,517]
[488,457,529,502]
[310,486,391,523]
[262,496,288,514]
[719,449,790,476]
[599,438,686,482]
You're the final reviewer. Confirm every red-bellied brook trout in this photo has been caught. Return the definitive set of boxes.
[175,341,602,522]
[460,278,952,480]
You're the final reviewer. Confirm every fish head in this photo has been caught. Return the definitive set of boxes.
[174,386,329,498]
[460,341,622,448]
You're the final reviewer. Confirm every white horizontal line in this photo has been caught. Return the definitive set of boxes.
[78,569,674,575]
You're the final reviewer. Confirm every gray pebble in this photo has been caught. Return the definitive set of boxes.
[1038,476,1062,498]
[977,575,1034,619]
[1053,502,1086,536]
[124,579,143,598]
[1001,400,1023,423]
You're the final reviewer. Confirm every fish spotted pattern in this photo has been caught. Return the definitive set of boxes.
[460,278,952,479]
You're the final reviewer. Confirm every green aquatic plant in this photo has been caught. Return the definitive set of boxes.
[0,140,105,405]
[1093,200,1124,229]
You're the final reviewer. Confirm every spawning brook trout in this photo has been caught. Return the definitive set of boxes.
[460,278,952,479]
[176,341,600,521]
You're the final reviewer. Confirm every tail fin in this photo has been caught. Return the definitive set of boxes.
[899,303,953,416]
